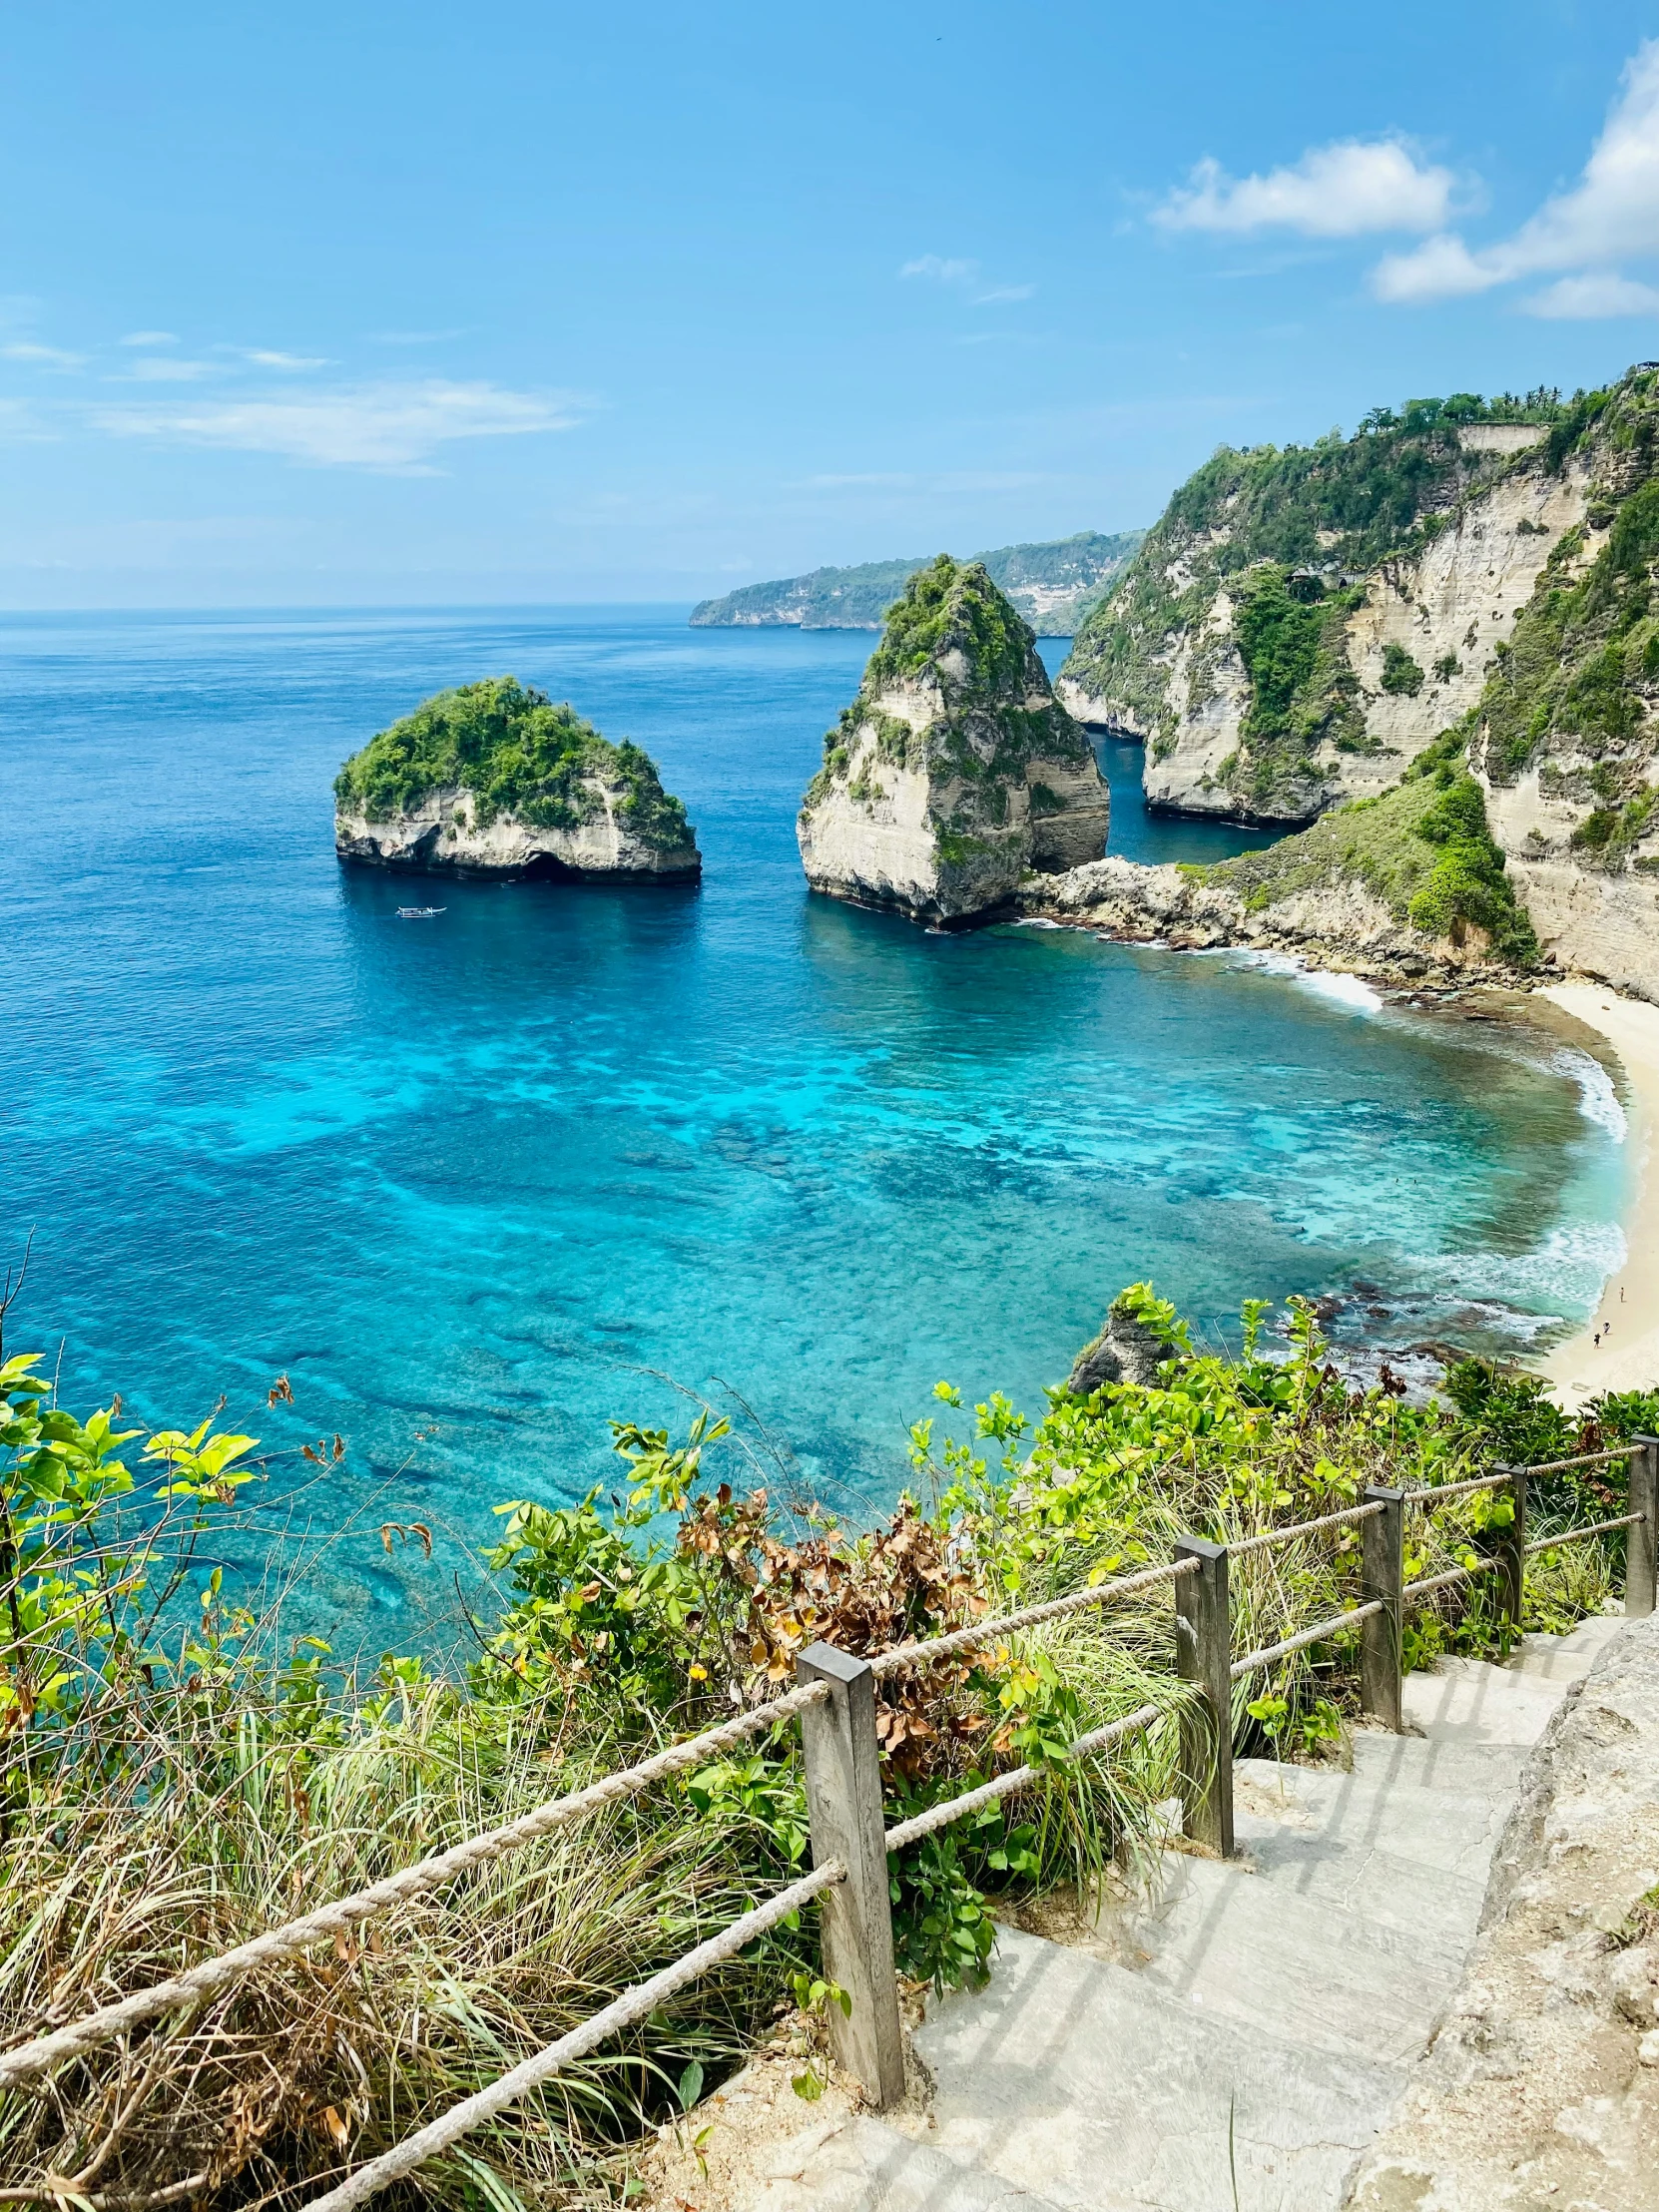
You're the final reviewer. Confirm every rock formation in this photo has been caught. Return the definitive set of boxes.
[1058,401,1584,826]
[797,556,1109,926]
[1021,754,1536,989]
[333,677,700,882]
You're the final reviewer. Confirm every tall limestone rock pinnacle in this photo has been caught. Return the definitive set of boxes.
[796,556,1109,926]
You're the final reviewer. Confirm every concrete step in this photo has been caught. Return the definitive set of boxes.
[1236,1757,1509,1876]
[1402,1653,1569,1745]
[904,1925,1404,2212]
[1347,1727,1529,1797]
[1232,1782,1493,1941]
[1110,1849,1464,2064]
[747,2112,1072,2212]
[1507,1612,1626,1683]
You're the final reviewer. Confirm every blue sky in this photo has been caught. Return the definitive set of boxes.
[5,1,1659,606]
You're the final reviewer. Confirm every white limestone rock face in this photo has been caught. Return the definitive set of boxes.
[335,781,699,880]
[797,556,1108,927]
[333,677,701,882]
[1057,402,1590,828]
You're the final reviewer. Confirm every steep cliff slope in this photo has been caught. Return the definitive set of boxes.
[334,677,700,880]
[1058,393,1583,826]
[797,556,1109,926]
[1473,374,1659,1000]
[692,530,1143,636]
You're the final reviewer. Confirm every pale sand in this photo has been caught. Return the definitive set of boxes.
[1537,982,1659,1407]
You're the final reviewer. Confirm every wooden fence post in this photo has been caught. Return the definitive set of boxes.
[1494,1464,1527,1653]
[796,1642,905,2110]
[1173,1537,1233,1858]
[1360,1486,1404,1732]
[1629,1436,1659,1618]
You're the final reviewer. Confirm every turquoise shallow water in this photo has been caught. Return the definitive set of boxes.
[0,610,1626,1633]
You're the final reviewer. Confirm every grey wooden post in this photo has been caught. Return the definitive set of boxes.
[1493,1464,1527,1653]
[1360,1486,1404,1732]
[795,1642,905,2109]
[1173,1537,1233,1858]
[1628,1435,1659,1617]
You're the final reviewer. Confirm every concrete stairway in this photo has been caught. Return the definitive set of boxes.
[772,1614,1626,2212]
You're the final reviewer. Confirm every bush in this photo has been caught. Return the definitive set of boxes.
[1381,643,1425,697]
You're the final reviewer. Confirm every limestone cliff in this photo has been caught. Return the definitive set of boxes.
[333,677,700,882]
[1057,394,1585,826]
[797,556,1109,926]
[1470,373,1659,1002]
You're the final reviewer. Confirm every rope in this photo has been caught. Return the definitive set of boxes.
[1402,1562,1489,1601]
[1525,1510,1645,1555]
[295,1862,844,2212]
[1401,1470,1515,1505]
[1229,1499,1385,1557]
[882,1702,1165,1852]
[0,1680,830,2092]
[1230,1600,1383,1680]
[1522,1446,1637,1475]
[868,1557,1197,1680]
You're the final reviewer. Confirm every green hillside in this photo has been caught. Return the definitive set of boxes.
[691,529,1145,635]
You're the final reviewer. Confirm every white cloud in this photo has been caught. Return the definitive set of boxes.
[89,377,582,469]
[899,255,979,283]
[1373,40,1659,306]
[1524,272,1659,318]
[1156,139,1456,238]
[125,357,217,382]
[973,283,1036,304]
[240,348,329,369]
[1,340,83,368]
[119,330,178,346]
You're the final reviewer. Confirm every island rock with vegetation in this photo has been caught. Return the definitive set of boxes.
[693,530,1144,637]
[798,556,1109,925]
[333,677,701,881]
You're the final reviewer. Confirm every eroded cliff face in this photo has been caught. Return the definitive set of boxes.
[1057,409,1583,827]
[335,779,700,880]
[797,556,1108,926]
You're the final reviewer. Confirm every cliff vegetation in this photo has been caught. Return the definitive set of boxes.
[1207,729,1539,965]
[333,676,693,854]
[3,1293,1651,2206]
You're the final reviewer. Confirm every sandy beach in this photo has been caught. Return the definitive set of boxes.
[1537,981,1659,1407]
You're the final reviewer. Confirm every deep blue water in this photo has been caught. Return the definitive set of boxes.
[1,610,1626,1635]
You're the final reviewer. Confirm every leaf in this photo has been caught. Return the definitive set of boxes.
[677,2059,705,2111]
[791,2068,824,2102]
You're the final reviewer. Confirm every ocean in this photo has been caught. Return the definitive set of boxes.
[1,608,1627,1636]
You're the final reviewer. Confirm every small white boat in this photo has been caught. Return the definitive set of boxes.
[395,905,446,918]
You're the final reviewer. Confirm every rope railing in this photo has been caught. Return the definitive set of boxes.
[1526,1510,1646,1555]
[0,1677,831,2094]
[869,1555,1197,1680]
[882,1701,1168,1853]
[1231,1600,1384,1681]
[1400,1468,1517,1504]
[1522,1447,1634,1475]
[1228,1498,1384,1556]
[1402,1560,1492,1601]
[298,1862,846,2212]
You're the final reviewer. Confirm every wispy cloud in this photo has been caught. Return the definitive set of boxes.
[118,330,178,347]
[1374,40,1659,309]
[123,357,217,382]
[1157,138,1458,239]
[239,348,329,369]
[1,340,83,369]
[89,377,583,470]
[972,283,1036,304]
[899,255,979,283]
